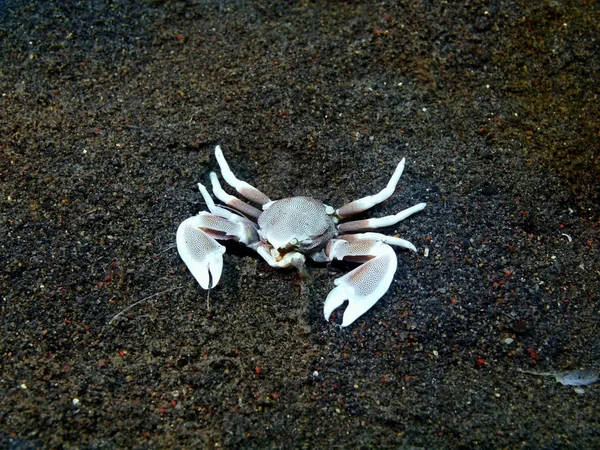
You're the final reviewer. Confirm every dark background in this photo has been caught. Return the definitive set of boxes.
[1,1,599,448]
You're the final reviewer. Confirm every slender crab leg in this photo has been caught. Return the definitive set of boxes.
[336,158,406,219]
[209,172,262,220]
[338,202,426,233]
[333,232,418,253]
[214,145,271,205]
[324,237,401,327]
[197,181,256,229]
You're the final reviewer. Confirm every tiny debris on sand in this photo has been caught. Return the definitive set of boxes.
[518,368,600,386]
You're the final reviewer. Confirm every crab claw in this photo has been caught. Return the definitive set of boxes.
[324,244,397,327]
[176,216,226,289]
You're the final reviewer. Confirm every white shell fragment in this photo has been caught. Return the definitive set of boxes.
[554,370,599,386]
[518,368,600,386]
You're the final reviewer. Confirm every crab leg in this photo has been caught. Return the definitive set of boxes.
[338,202,426,233]
[209,172,262,220]
[336,158,406,219]
[197,181,256,227]
[214,145,271,205]
[332,232,418,253]
[323,233,419,327]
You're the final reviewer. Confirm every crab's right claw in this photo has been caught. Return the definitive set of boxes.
[324,244,397,327]
[176,216,226,289]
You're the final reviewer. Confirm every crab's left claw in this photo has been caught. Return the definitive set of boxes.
[324,244,397,327]
[176,216,226,289]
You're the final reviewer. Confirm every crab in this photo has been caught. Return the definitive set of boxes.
[176,145,426,327]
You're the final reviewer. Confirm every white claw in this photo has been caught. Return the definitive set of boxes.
[324,244,397,327]
[323,285,349,323]
[176,216,226,289]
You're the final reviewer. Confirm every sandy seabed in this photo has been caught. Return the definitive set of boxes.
[1,1,599,448]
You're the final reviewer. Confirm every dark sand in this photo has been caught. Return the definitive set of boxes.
[1,1,599,448]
